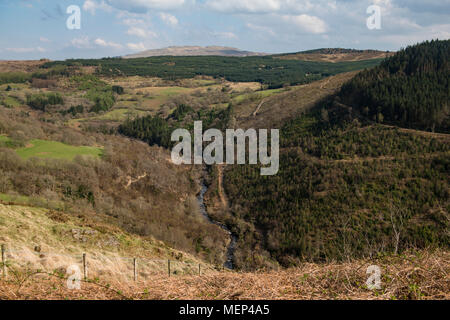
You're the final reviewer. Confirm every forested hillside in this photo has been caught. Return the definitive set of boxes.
[42,56,382,89]
[118,104,234,149]
[339,40,449,132]
[219,40,450,269]
[225,112,449,268]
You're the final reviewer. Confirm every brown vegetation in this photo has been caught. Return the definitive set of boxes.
[277,50,395,63]
[0,60,47,73]
[235,71,358,129]
[0,250,447,300]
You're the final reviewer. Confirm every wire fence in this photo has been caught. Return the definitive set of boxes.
[0,243,224,284]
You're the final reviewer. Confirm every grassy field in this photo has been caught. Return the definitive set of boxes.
[69,108,150,125]
[0,193,64,210]
[232,88,285,104]
[0,95,22,107]
[16,139,103,160]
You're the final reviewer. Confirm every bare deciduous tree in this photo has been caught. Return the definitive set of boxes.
[389,202,408,255]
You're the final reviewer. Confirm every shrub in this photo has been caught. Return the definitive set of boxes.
[88,91,116,113]
[112,85,124,95]
[26,92,64,111]
[0,72,31,85]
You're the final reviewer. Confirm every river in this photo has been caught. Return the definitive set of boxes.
[197,182,237,270]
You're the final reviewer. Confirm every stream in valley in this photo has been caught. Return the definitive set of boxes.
[197,182,237,270]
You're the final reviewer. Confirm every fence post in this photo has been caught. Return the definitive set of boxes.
[168,259,171,277]
[133,258,137,282]
[1,244,6,279]
[198,264,201,276]
[82,253,87,280]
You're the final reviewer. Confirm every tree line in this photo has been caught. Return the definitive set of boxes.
[339,40,449,132]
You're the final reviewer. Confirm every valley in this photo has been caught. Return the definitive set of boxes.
[0,40,448,300]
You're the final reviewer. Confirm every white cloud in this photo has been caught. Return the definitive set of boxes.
[127,27,148,38]
[379,23,450,47]
[83,0,97,14]
[106,0,185,13]
[159,13,178,27]
[246,23,275,36]
[207,0,281,13]
[282,14,327,34]
[94,38,123,49]
[205,0,320,14]
[70,36,123,50]
[40,37,51,43]
[122,18,146,26]
[71,36,92,49]
[127,27,157,38]
[127,42,147,51]
[83,0,111,15]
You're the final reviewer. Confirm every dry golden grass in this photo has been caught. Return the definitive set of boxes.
[0,60,47,73]
[236,72,358,129]
[0,203,217,284]
[0,250,448,300]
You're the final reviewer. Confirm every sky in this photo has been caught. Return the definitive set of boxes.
[0,0,449,60]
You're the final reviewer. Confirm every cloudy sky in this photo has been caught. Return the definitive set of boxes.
[0,0,449,60]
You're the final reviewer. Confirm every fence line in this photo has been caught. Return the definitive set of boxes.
[0,243,225,282]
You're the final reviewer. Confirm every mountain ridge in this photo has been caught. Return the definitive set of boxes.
[123,46,267,58]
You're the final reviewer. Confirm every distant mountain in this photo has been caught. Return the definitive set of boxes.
[124,46,267,58]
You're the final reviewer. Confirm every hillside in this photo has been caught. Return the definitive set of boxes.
[338,40,449,132]
[276,48,394,63]
[210,40,450,269]
[1,248,447,300]
[0,81,232,266]
[124,46,267,58]
[42,55,383,89]
[0,203,216,282]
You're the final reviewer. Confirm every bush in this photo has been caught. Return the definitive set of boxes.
[88,91,116,113]
[26,92,64,111]
[61,105,84,116]
[0,72,31,85]
[112,85,124,95]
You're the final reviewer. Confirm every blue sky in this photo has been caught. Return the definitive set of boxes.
[0,0,449,60]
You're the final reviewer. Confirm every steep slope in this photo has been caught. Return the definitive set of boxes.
[0,95,230,266]
[217,40,450,269]
[0,203,216,283]
[338,40,449,132]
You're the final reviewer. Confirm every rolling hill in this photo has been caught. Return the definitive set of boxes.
[275,48,395,63]
[124,46,267,58]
